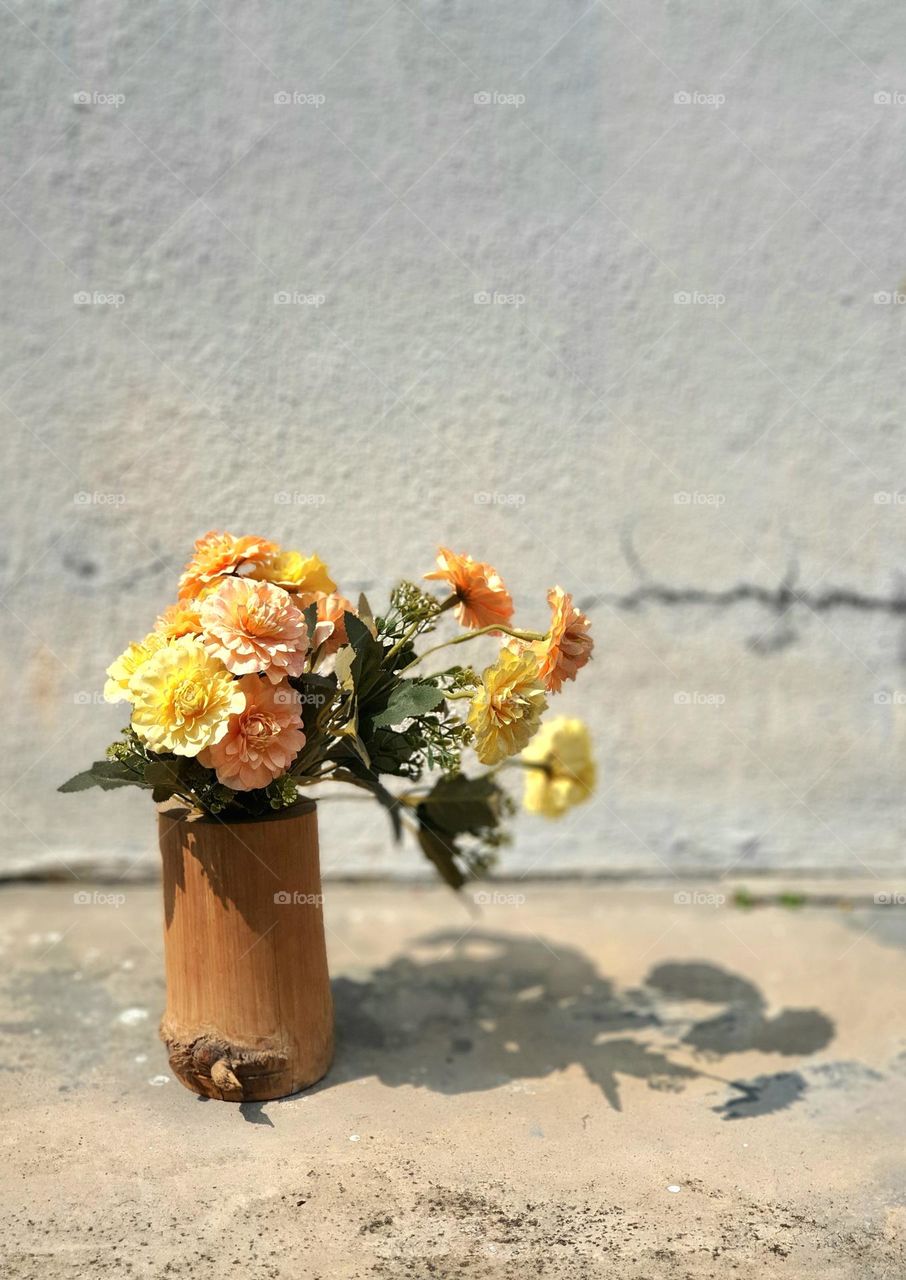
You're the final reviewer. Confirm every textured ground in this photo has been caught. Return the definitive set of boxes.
[2,880,905,1277]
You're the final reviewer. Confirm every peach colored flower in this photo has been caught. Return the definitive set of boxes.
[297,591,356,657]
[154,601,203,640]
[535,587,593,694]
[252,550,336,595]
[424,546,514,630]
[178,531,279,601]
[199,577,309,683]
[199,677,305,791]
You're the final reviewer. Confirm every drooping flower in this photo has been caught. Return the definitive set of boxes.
[297,591,356,657]
[178,531,279,601]
[154,601,203,640]
[199,677,305,791]
[424,546,514,630]
[129,635,244,756]
[252,550,336,596]
[534,587,594,694]
[104,632,171,704]
[521,717,595,818]
[199,577,309,683]
[467,649,547,765]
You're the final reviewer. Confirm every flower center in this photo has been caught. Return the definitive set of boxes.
[171,678,207,719]
[243,711,279,743]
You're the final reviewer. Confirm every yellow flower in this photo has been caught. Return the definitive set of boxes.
[252,550,336,595]
[468,649,547,765]
[521,717,595,818]
[104,632,170,704]
[129,635,245,756]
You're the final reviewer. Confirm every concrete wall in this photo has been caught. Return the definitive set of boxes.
[3,1,906,878]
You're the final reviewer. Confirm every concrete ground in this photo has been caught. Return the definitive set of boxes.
[1,880,905,1278]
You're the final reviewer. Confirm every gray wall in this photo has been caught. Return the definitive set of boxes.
[3,1,906,878]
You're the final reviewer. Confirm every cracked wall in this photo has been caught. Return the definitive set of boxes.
[3,2,906,877]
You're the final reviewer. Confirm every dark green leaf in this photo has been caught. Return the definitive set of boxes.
[416,773,501,838]
[416,825,466,890]
[58,760,142,793]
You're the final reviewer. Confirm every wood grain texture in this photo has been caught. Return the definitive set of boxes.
[157,800,334,1101]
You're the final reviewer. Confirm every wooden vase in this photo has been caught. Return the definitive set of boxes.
[157,799,334,1102]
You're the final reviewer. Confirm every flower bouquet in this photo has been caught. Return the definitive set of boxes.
[61,532,595,1100]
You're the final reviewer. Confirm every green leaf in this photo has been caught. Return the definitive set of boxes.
[58,760,142,793]
[301,600,318,642]
[416,773,501,838]
[143,759,183,791]
[371,681,444,727]
[367,727,419,776]
[416,825,466,890]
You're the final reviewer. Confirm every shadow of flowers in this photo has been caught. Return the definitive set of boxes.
[326,930,833,1118]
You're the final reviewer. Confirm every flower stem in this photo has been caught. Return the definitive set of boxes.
[402,623,547,671]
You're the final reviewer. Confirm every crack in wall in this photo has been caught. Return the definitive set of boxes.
[577,537,906,654]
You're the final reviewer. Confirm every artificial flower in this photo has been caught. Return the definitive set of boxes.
[178,530,279,601]
[103,632,170,704]
[154,601,203,640]
[534,587,594,694]
[467,648,547,765]
[199,577,309,684]
[199,677,305,791]
[129,635,244,756]
[252,550,336,595]
[424,546,514,630]
[298,591,356,657]
[521,716,595,818]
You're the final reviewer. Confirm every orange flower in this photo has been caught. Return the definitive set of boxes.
[535,587,593,693]
[178,531,279,601]
[154,601,203,639]
[199,677,305,791]
[297,591,356,657]
[199,577,309,684]
[424,546,514,630]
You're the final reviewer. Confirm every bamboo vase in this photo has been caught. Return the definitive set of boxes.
[157,799,334,1101]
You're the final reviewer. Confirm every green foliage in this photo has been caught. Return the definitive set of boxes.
[415,774,512,888]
